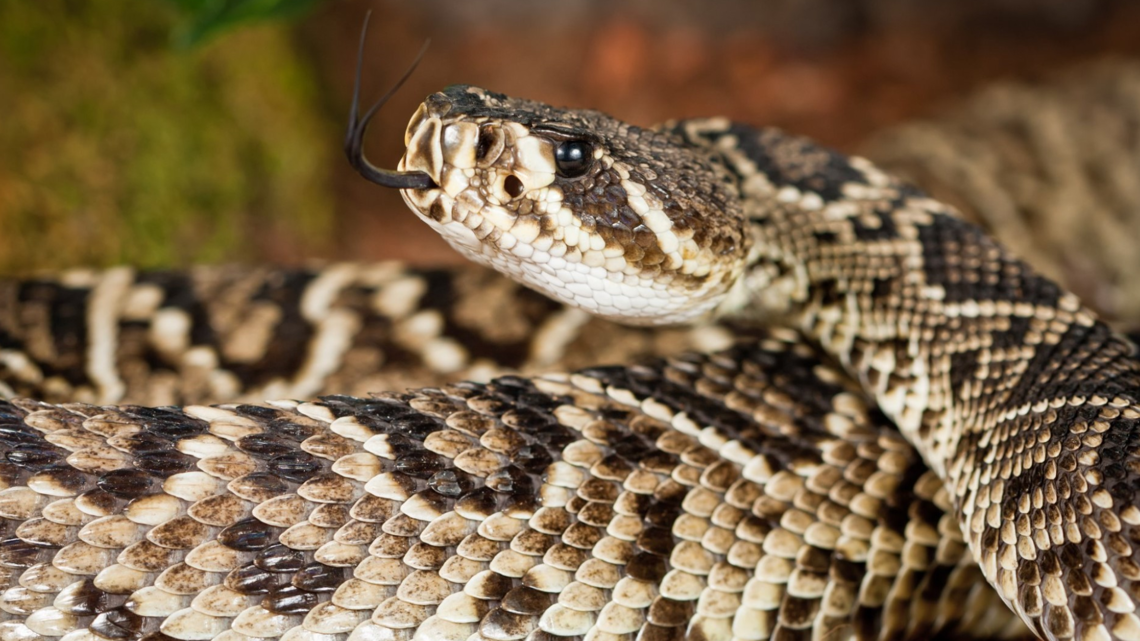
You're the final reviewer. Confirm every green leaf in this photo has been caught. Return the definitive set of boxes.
[165,0,326,48]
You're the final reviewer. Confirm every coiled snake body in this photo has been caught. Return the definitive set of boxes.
[0,60,1138,641]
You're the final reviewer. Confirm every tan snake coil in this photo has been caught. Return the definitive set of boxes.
[0,52,1137,641]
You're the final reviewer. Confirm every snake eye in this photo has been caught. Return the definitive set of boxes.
[554,140,593,178]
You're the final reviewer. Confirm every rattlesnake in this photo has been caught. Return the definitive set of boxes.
[1,37,1139,641]
[349,42,1140,641]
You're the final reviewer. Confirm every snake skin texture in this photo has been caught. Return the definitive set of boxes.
[864,60,1140,326]
[0,265,736,406]
[0,331,1024,641]
[682,122,1140,641]
[383,84,1140,641]
[2,70,1140,641]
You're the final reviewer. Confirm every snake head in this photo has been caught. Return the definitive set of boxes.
[394,85,751,325]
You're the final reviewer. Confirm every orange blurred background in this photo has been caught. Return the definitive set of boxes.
[311,0,1140,265]
[3,0,1140,272]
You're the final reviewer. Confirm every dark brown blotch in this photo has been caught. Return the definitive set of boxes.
[639,451,680,474]
[456,487,500,518]
[615,491,652,517]
[592,455,634,481]
[428,469,475,497]
[645,503,681,528]
[500,408,556,433]
[510,445,553,474]
[503,495,539,518]
[486,466,534,494]
[237,433,297,458]
[0,538,41,567]
[652,480,689,504]
[637,624,686,641]
[612,434,654,461]
[830,558,864,585]
[394,451,446,480]
[626,552,667,582]
[647,597,694,627]
[218,518,279,551]
[779,595,821,628]
[263,584,319,614]
[699,461,740,492]
[796,545,831,574]
[269,419,318,442]
[269,452,323,483]
[135,450,195,477]
[130,408,208,438]
[255,544,305,573]
[292,563,344,592]
[117,433,174,456]
[390,414,445,440]
[5,444,64,469]
[232,404,284,421]
[225,564,283,595]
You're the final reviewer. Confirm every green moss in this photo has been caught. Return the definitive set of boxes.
[0,1,334,273]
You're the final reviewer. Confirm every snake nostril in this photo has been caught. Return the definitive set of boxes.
[504,175,524,199]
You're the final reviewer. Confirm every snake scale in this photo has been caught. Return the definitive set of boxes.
[1,29,1139,641]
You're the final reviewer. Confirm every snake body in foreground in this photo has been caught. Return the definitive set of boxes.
[1,52,1139,641]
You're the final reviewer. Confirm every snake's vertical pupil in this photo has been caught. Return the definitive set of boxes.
[555,140,592,177]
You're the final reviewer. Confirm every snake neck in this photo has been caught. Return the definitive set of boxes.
[688,121,1110,467]
[681,120,1140,640]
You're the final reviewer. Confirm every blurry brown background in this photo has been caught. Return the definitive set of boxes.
[2,0,1140,274]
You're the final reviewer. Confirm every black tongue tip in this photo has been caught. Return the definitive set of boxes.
[345,12,436,191]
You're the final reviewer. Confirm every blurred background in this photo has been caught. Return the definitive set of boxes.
[3,0,1140,298]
